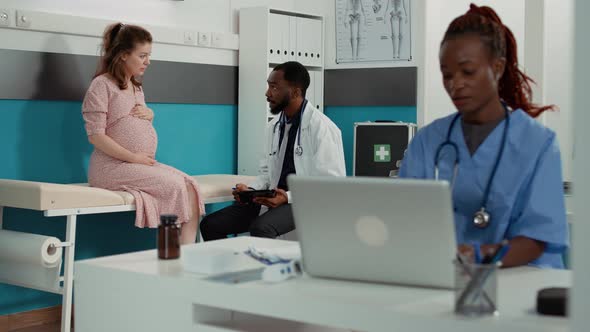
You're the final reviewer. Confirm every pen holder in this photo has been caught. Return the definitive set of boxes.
[454,260,500,316]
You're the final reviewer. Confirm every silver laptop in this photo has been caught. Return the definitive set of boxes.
[288,175,456,289]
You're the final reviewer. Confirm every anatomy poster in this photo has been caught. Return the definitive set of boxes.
[336,0,412,63]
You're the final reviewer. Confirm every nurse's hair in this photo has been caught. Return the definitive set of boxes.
[442,4,556,117]
[273,61,310,97]
[94,22,152,90]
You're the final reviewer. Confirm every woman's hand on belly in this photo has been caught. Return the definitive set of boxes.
[131,152,157,166]
[130,104,154,121]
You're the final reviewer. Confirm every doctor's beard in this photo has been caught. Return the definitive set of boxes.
[269,95,291,115]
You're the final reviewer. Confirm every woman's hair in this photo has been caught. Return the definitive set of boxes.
[94,23,152,90]
[441,4,555,117]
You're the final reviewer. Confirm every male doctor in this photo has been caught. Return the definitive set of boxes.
[200,61,346,240]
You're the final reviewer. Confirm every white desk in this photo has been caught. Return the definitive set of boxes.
[0,174,256,332]
[74,237,570,332]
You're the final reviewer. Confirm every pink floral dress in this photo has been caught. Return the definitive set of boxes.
[82,74,204,228]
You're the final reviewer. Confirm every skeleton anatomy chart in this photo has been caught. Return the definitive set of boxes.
[336,0,412,63]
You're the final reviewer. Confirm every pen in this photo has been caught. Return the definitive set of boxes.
[455,254,496,309]
[461,240,510,308]
[482,240,510,264]
[491,243,510,264]
[472,243,482,264]
[456,253,466,265]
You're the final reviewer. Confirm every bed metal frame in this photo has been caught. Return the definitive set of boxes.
[0,193,235,332]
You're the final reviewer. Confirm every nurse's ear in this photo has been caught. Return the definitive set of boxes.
[492,56,506,82]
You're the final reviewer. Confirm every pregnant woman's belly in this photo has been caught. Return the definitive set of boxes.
[107,116,158,155]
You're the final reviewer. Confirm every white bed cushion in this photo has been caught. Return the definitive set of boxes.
[0,179,127,211]
[0,174,256,211]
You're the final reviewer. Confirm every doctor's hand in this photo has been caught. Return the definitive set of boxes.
[254,188,288,208]
[232,183,250,203]
[131,104,154,121]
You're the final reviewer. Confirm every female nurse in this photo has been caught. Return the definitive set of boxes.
[399,4,568,268]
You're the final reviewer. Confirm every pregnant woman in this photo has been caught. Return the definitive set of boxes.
[82,23,204,243]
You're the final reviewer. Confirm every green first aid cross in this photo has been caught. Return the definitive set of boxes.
[374,144,391,162]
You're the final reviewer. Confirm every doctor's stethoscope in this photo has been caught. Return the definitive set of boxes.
[269,99,308,157]
[434,106,510,229]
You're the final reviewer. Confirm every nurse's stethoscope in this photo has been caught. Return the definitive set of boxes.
[434,106,510,229]
[269,99,308,157]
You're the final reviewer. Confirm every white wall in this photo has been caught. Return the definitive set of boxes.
[0,0,574,178]
[292,0,426,133]
[540,0,574,181]
[421,0,526,126]
[0,0,295,65]
[521,0,574,181]
[230,0,295,33]
[291,1,528,126]
[0,0,231,31]
[293,0,424,70]
[0,0,298,33]
[571,0,590,329]
[291,1,574,181]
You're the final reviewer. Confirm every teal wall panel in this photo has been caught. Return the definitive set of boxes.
[0,100,237,315]
[0,101,418,315]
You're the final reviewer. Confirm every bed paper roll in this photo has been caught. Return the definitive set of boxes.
[0,230,62,268]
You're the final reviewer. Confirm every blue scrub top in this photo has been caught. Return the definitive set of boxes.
[399,109,569,269]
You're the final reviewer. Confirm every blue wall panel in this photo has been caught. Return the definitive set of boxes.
[0,100,418,315]
[0,100,237,315]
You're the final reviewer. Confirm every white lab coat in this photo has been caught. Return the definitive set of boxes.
[249,102,346,202]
